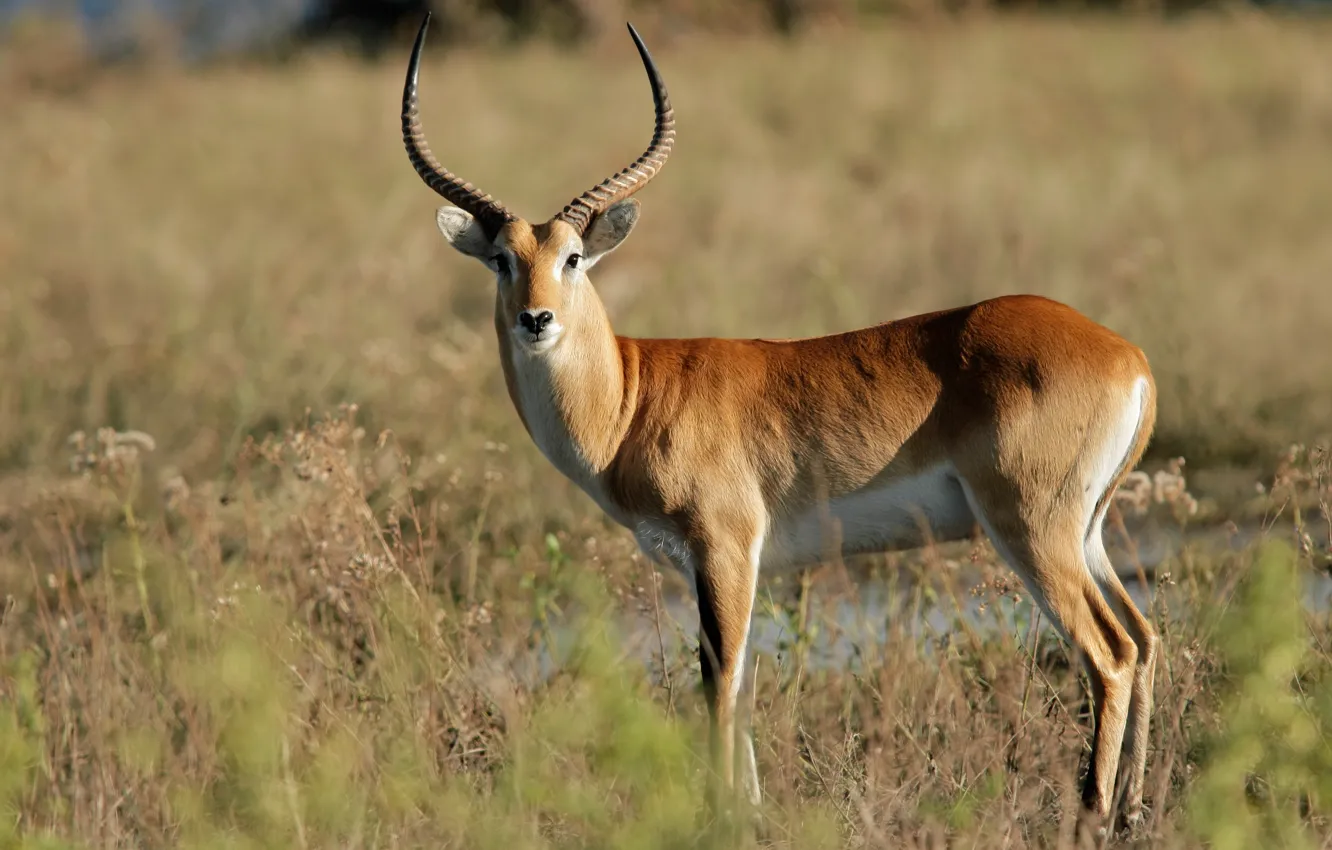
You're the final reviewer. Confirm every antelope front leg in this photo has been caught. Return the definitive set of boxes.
[692,517,764,818]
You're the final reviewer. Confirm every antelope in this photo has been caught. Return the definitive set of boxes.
[400,12,1159,827]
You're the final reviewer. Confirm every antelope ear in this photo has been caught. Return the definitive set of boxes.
[581,199,640,268]
[436,207,493,262]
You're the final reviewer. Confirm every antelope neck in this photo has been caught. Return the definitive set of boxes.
[496,299,636,479]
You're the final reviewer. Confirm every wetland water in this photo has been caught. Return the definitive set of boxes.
[534,518,1332,677]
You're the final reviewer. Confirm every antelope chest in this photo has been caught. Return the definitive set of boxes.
[509,354,591,479]
[507,352,640,527]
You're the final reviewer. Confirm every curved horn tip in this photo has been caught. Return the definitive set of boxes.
[623,23,664,86]
[406,13,432,89]
[625,22,648,50]
[414,11,432,46]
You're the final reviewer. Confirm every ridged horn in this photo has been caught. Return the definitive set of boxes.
[554,23,675,235]
[402,12,515,239]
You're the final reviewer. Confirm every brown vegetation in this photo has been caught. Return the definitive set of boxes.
[2,13,1332,849]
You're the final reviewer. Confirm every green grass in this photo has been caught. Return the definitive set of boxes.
[2,12,1332,848]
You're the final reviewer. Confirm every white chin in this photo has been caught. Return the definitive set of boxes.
[520,333,561,354]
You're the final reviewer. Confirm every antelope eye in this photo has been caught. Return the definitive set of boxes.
[566,254,582,269]
[491,254,509,274]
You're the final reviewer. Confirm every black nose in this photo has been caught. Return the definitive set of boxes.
[519,310,554,334]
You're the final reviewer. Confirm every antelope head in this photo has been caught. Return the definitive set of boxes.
[402,13,674,355]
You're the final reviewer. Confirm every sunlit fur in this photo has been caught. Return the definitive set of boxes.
[432,197,1159,827]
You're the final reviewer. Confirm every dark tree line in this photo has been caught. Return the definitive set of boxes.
[297,0,626,58]
[295,0,1331,59]
[6,0,1328,67]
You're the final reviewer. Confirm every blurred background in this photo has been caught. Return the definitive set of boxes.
[3,0,1331,505]
[3,0,1332,528]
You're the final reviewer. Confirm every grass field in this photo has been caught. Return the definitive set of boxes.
[2,12,1332,848]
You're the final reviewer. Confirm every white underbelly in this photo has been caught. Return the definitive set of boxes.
[764,465,975,572]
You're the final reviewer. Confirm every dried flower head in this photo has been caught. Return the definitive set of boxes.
[67,427,157,485]
[1114,470,1153,517]
[1114,458,1197,522]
